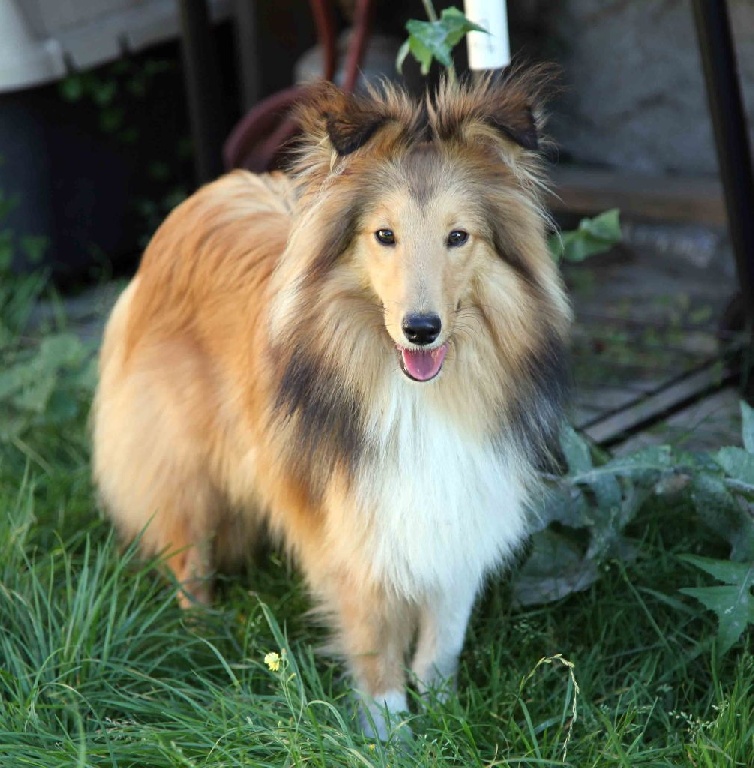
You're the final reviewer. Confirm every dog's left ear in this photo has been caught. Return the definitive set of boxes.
[480,65,551,152]
[484,102,539,152]
[470,66,553,152]
[297,81,387,157]
[432,65,550,154]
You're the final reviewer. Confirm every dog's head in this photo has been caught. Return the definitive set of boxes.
[274,69,569,390]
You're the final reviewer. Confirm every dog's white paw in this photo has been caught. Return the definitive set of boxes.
[357,689,412,741]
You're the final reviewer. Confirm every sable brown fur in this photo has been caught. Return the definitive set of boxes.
[92,68,570,738]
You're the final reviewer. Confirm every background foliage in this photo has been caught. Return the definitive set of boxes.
[0,10,751,760]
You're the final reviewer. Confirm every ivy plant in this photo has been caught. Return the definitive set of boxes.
[397,5,485,77]
[515,403,754,657]
[0,197,95,452]
[549,209,622,263]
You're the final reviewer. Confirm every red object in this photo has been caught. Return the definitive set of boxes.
[223,0,373,171]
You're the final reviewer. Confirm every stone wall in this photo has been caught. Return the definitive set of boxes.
[520,0,754,175]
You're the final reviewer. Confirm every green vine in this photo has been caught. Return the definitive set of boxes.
[397,3,485,78]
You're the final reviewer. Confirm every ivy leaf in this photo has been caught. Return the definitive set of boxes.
[680,555,754,655]
[401,32,438,75]
[559,422,592,473]
[396,40,411,75]
[602,445,675,479]
[715,446,754,489]
[513,529,599,606]
[590,472,623,520]
[690,472,754,562]
[92,79,117,107]
[37,333,85,368]
[741,401,754,454]
[540,485,592,532]
[12,374,56,414]
[60,75,84,101]
[0,331,92,437]
[45,389,81,423]
[398,8,486,75]
[550,209,622,263]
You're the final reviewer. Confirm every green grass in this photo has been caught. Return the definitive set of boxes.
[2,422,753,767]
[1,322,752,766]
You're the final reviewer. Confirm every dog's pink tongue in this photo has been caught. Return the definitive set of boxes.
[401,344,448,381]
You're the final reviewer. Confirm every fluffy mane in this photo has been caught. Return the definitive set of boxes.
[265,70,569,499]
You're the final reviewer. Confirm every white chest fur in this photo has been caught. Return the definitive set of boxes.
[351,382,532,600]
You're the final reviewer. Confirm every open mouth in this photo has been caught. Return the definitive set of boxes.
[398,343,448,382]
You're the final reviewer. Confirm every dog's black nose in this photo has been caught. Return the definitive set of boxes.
[402,313,442,346]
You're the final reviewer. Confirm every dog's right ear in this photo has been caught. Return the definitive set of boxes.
[298,81,388,156]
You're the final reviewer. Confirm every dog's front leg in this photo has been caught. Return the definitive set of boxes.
[320,574,414,739]
[411,581,478,701]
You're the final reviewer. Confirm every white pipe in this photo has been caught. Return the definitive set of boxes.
[463,0,510,71]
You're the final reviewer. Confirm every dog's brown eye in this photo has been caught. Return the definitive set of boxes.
[447,230,469,248]
[375,229,396,246]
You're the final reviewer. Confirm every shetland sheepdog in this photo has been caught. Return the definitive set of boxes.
[92,69,570,738]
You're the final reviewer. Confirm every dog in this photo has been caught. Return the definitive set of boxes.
[92,69,570,739]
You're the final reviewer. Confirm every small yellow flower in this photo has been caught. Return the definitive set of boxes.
[264,651,281,672]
